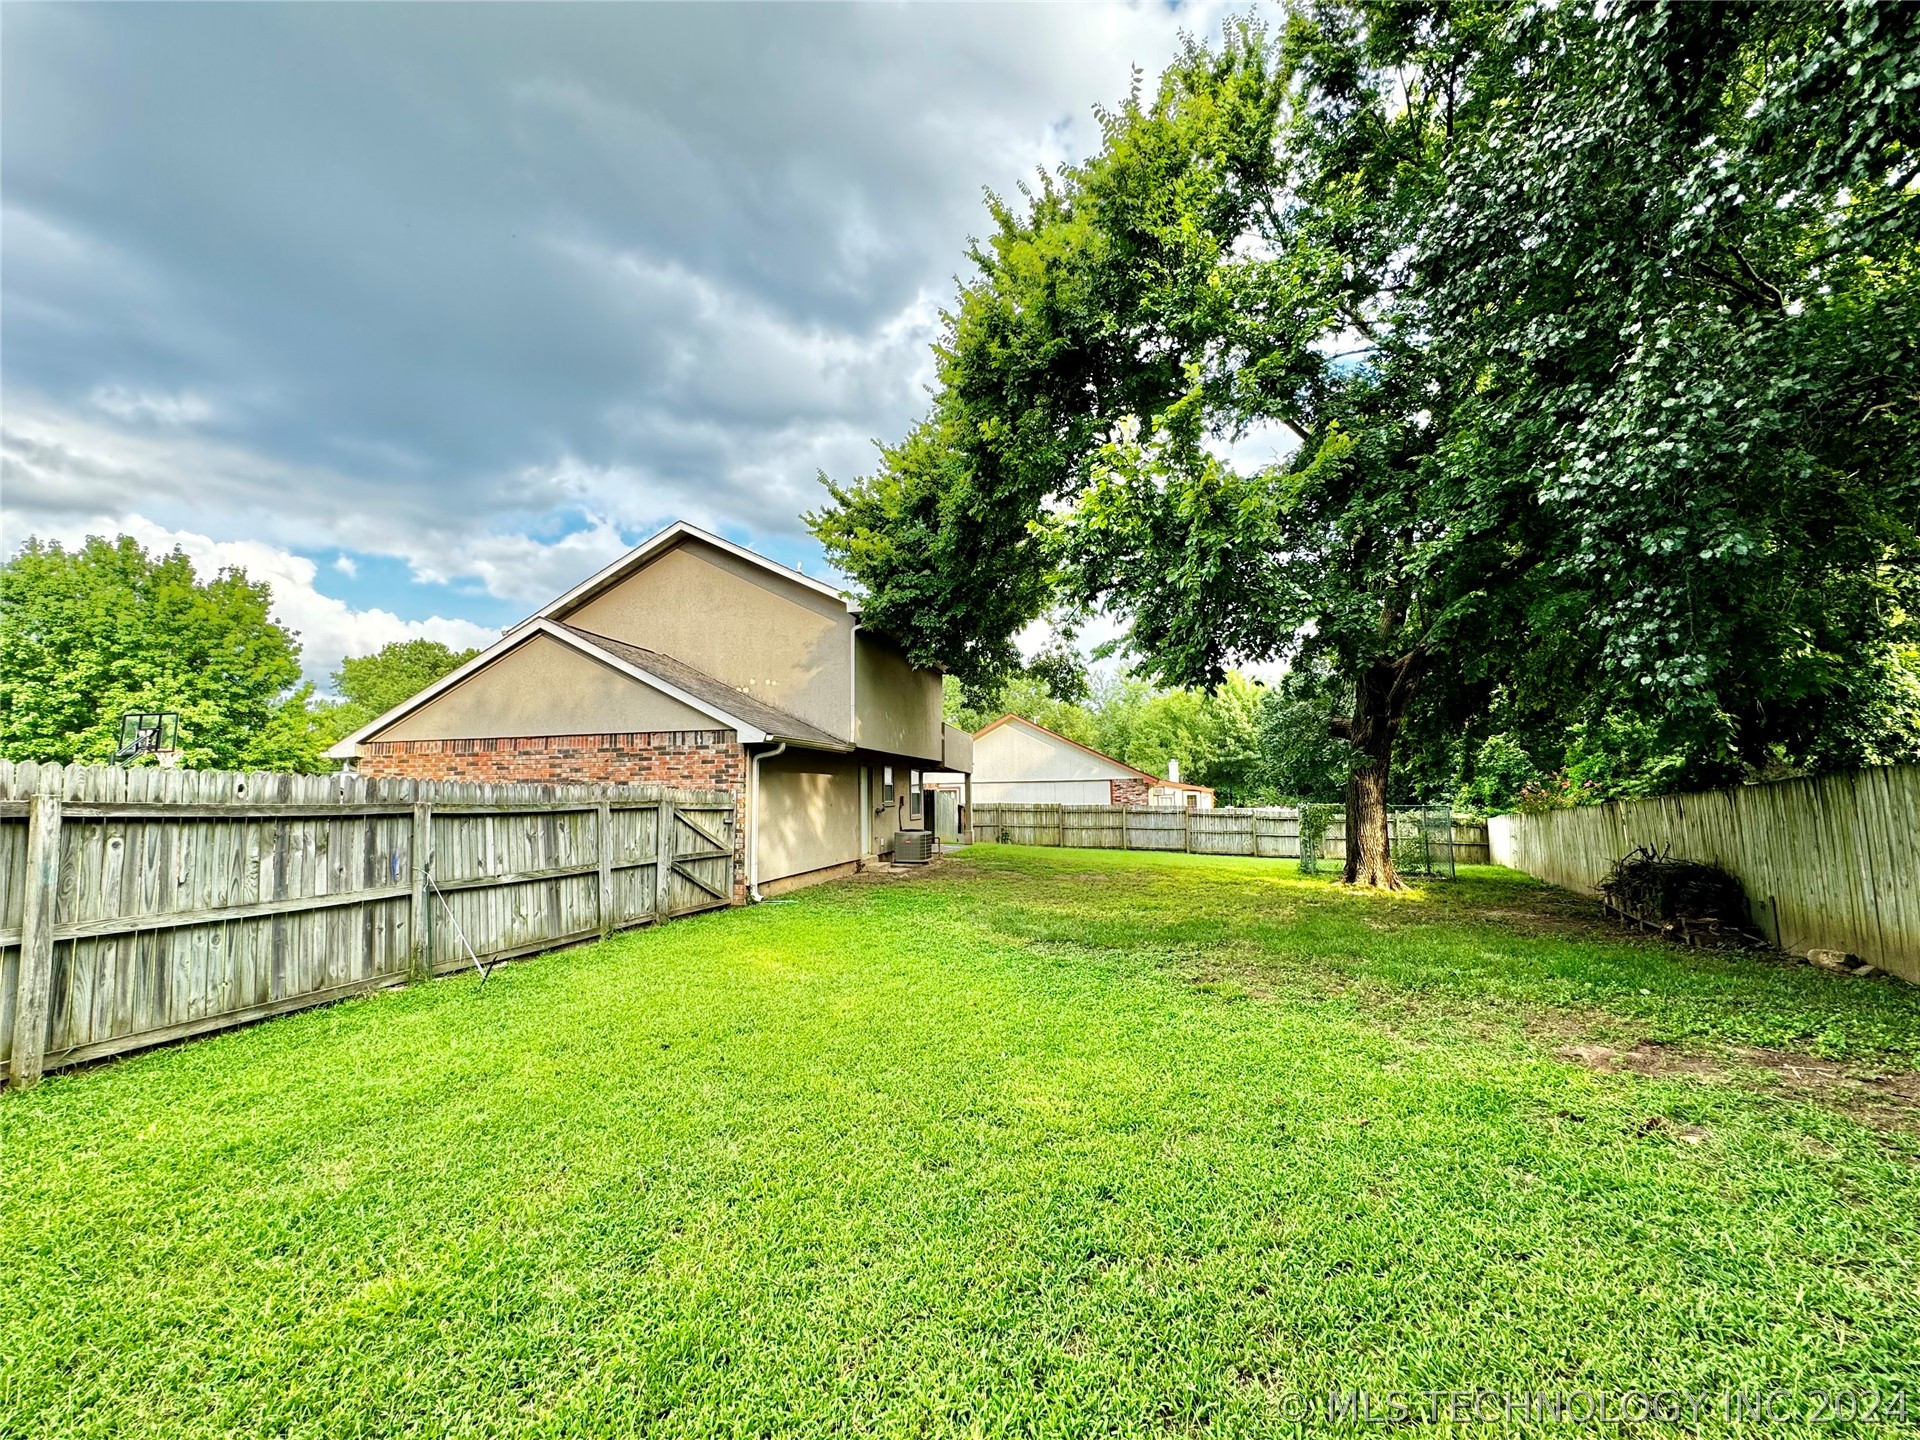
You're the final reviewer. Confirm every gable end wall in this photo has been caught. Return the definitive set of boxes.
[560,539,854,740]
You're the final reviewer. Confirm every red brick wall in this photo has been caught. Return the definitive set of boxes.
[357,731,747,901]
[1110,777,1152,806]
[356,731,742,788]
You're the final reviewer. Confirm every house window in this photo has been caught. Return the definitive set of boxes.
[1185,791,1198,809]
[883,765,895,805]
[910,769,923,821]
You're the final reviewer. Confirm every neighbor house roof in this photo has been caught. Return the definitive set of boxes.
[973,714,1215,794]
[325,618,853,759]
[513,519,855,634]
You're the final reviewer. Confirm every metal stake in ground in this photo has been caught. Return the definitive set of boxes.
[423,856,491,984]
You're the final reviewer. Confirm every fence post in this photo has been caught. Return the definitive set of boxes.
[409,802,432,981]
[654,795,676,922]
[9,791,63,1089]
[597,800,615,939]
[1121,806,1131,852]
[1183,805,1192,852]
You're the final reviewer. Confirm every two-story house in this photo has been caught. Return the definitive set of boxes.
[327,522,973,899]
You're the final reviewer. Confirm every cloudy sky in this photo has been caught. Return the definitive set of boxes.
[2,1,1269,687]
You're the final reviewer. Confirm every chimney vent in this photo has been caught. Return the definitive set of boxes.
[1167,758,1181,783]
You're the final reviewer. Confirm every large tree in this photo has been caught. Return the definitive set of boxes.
[1414,0,1920,786]
[0,535,329,770]
[813,1,1920,886]
[814,16,1522,885]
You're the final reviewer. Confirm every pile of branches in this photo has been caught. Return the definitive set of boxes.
[1598,846,1757,946]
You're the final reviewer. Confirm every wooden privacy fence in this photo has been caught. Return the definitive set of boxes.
[969,804,1490,864]
[1,761,737,1086]
[1488,764,1920,983]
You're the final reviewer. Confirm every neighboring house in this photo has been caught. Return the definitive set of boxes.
[328,522,974,899]
[958,714,1214,809]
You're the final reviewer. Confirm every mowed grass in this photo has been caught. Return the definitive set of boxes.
[3,846,1918,1438]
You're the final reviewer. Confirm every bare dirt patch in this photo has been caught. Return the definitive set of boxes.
[1553,1039,1920,1133]
[1450,883,1657,943]
[847,857,967,885]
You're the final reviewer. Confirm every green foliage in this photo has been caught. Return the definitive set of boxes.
[1457,735,1540,817]
[943,672,1099,747]
[0,535,329,771]
[1416,0,1920,787]
[1089,677,1207,788]
[1020,643,1090,707]
[315,639,481,745]
[1560,715,1693,805]
[950,666,1294,805]
[1253,665,1353,804]
[813,1,1920,817]
[1296,801,1338,874]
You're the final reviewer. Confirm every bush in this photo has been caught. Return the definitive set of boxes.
[1457,734,1540,814]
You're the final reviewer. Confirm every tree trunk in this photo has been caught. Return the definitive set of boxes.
[1336,652,1425,889]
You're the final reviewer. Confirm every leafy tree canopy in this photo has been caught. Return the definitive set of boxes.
[0,535,329,771]
[814,0,1920,883]
[1416,0,1920,785]
[315,639,480,745]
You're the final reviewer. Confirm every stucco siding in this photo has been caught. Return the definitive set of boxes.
[758,750,862,883]
[376,633,716,741]
[854,633,943,764]
[563,538,854,740]
[941,723,974,774]
[855,757,936,856]
[974,722,1132,784]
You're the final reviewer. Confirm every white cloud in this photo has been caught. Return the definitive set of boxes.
[89,385,214,427]
[1204,417,1302,475]
[1,394,634,608]
[2,0,1291,686]
[14,511,498,689]
[402,508,634,606]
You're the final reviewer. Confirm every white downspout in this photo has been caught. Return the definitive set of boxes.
[859,764,872,864]
[851,618,868,864]
[848,619,863,740]
[748,741,788,903]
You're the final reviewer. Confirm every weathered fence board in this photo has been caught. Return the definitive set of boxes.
[1488,764,1919,983]
[970,803,1489,865]
[1,761,736,1084]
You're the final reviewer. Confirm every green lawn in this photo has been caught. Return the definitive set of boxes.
[4,847,1918,1438]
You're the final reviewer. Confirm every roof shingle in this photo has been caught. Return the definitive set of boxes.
[560,624,851,750]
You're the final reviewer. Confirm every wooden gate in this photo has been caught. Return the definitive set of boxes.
[934,790,961,843]
[660,797,737,915]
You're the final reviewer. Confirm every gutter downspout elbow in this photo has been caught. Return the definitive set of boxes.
[748,741,788,903]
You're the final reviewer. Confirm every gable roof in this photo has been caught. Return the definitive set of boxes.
[515,520,854,634]
[973,713,1215,793]
[555,626,848,749]
[326,618,853,758]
